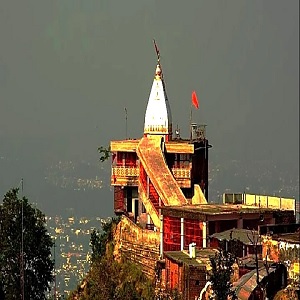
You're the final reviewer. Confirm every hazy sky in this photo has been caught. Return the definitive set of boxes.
[0,0,298,215]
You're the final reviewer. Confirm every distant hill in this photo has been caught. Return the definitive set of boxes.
[1,148,298,218]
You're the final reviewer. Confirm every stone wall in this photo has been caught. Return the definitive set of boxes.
[113,216,160,277]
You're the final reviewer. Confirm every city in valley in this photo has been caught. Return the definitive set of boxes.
[46,214,112,297]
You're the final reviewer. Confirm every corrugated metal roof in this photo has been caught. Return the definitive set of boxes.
[233,266,276,300]
[271,232,300,244]
[210,228,261,245]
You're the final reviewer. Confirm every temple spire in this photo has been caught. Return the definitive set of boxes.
[143,41,172,139]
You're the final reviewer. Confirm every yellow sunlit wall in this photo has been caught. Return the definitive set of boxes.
[223,193,295,213]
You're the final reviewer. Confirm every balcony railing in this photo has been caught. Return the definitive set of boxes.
[112,166,139,177]
[171,168,191,179]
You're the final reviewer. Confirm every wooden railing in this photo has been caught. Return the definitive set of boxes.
[112,166,139,177]
[171,168,191,179]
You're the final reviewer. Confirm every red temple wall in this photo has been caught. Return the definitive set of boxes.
[114,186,125,212]
[184,219,203,248]
[163,216,181,251]
[165,258,182,291]
[116,152,137,167]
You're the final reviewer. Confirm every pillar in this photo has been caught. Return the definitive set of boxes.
[237,218,243,229]
[206,221,210,247]
[160,215,164,258]
[202,221,207,248]
[132,198,135,217]
[180,217,184,251]
[147,214,151,225]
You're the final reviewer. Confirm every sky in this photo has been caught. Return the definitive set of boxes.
[0,0,299,216]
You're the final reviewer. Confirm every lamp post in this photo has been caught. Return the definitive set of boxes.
[20,178,25,300]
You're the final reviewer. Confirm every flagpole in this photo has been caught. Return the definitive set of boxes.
[153,39,160,62]
[190,104,192,142]
[153,39,168,103]
[190,90,199,141]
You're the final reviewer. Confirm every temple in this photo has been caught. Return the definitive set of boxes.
[111,56,210,228]
[110,46,296,300]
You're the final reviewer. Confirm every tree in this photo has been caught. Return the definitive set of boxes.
[98,146,111,162]
[247,230,270,298]
[0,188,54,299]
[90,217,120,262]
[69,255,155,300]
[69,217,155,300]
[209,249,237,300]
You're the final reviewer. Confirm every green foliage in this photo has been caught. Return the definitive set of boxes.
[167,288,182,300]
[209,250,237,300]
[114,258,155,300]
[90,216,120,261]
[0,188,54,299]
[0,282,4,299]
[170,289,183,300]
[69,216,155,300]
[69,254,155,300]
[90,229,105,261]
[155,288,182,300]
[98,146,111,162]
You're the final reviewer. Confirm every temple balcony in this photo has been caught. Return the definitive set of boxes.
[171,167,191,188]
[111,166,139,186]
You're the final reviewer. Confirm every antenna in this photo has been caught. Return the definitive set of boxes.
[125,107,128,139]
[175,124,180,139]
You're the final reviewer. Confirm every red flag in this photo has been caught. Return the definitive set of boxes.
[192,90,199,109]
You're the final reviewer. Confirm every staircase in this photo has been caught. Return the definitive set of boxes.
[136,135,188,229]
